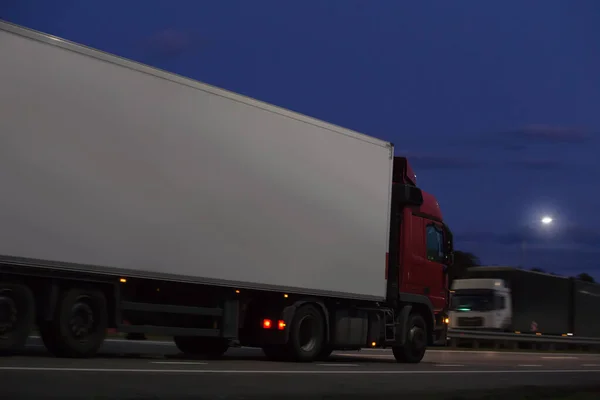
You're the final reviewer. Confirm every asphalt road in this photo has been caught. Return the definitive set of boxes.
[0,337,599,399]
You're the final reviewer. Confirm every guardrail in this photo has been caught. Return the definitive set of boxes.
[448,329,600,345]
[446,329,600,352]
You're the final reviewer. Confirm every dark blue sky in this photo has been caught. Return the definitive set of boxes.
[4,1,600,278]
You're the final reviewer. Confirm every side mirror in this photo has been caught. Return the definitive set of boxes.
[394,184,424,206]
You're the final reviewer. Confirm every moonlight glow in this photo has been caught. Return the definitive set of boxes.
[541,216,553,225]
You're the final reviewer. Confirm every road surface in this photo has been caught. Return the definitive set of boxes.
[0,337,599,398]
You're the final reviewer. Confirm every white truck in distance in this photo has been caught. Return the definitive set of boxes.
[449,278,511,331]
[449,267,600,338]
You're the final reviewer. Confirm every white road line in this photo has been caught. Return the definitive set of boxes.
[29,336,175,346]
[435,364,464,367]
[336,353,390,358]
[359,348,600,357]
[1,367,599,374]
[582,364,600,367]
[26,337,600,356]
[316,363,359,367]
[150,361,208,365]
[518,364,542,367]
[541,356,578,360]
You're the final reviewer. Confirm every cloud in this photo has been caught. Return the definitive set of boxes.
[511,158,564,170]
[455,224,600,249]
[141,29,206,62]
[402,154,485,170]
[461,125,593,152]
[510,125,590,144]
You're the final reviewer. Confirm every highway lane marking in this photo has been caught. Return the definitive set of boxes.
[316,363,359,367]
[435,364,464,367]
[28,336,175,346]
[150,361,208,365]
[25,337,600,357]
[541,356,578,360]
[2,367,600,374]
[582,364,600,367]
[518,364,542,367]
[336,353,390,358]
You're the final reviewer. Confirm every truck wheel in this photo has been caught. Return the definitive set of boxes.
[0,284,35,355]
[173,336,229,359]
[40,288,108,358]
[392,313,427,364]
[286,304,325,362]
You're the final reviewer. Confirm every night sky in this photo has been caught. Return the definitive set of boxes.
[4,1,599,279]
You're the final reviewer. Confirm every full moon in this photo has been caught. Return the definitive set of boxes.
[541,216,553,225]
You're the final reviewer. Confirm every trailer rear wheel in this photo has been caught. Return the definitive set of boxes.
[173,336,229,359]
[40,288,108,358]
[0,283,35,355]
[286,304,325,362]
[392,313,427,364]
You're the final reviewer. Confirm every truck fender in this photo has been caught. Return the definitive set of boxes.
[281,299,330,343]
[398,293,436,343]
[396,304,412,346]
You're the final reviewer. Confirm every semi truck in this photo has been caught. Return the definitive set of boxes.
[449,267,600,338]
[0,20,453,363]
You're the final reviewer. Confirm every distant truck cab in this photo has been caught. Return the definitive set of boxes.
[449,277,512,331]
[449,267,600,338]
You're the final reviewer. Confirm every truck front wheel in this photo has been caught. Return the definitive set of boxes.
[39,288,108,358]
[392,313,427,364]
[0,283,35,355]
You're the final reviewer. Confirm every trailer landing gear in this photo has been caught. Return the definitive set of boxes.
[0,283,35,354]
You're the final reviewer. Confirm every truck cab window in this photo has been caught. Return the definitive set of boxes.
[495,295,506,310]
[426,224,444,262]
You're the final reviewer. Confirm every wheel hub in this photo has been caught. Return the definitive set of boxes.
[69,300,95,339]
[298,315,317,352]
[408,326,426,354]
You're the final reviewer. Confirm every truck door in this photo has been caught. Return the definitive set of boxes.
[424,221,448,311]
[403,215,447,312]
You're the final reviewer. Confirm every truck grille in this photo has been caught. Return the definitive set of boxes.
[457,317,484,327]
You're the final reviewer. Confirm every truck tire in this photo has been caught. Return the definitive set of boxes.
[286,304,325,362]
[0,283,35,355]
[392,313,427,364]
[173,336,229,359]
[39,288,108,358]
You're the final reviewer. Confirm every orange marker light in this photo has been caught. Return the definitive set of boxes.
[278,320,286,330]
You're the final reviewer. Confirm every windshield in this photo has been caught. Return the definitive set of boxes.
[451,294,495,312]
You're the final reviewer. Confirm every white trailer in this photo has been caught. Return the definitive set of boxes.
[0,20,451,363]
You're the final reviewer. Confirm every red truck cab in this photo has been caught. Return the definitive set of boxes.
[390,157,452,346]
